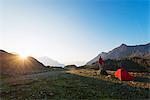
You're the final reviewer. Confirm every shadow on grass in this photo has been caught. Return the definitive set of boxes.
[133,77,150,83]
[60,72,149,99]
[0,71,149,99]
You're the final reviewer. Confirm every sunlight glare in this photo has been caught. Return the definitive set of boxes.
[19,53,29,59]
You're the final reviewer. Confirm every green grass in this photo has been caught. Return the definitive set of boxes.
[0,71,149,100]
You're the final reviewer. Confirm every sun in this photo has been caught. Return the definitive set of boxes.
[19,53,29,59]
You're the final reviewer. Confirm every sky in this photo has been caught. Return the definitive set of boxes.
[0,0,149,65]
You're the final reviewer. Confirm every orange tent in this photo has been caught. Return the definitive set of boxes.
[114,68,134,81]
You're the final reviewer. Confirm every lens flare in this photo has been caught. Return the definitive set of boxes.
[19,53,29,59]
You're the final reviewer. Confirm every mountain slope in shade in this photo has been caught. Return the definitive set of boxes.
[0,50,45,75]
[37,56,64,67]
[87,43,150,65]
[87,52,107,65]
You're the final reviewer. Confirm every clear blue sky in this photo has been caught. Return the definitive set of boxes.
[0,0,149,65]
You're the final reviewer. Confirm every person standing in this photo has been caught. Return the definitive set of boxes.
[98,56,104,70]
[98,56,108,75]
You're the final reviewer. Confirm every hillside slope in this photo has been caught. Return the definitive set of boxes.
[86,43,150,72]
[0,50,45,75]
[87,43,150,65]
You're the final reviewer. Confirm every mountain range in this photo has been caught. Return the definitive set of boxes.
[87,43,150,65]
[36,56,64,67]
[1,43,150,74]
[86,43,150,72]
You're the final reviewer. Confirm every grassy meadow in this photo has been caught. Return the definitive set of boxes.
[0,68,149,100]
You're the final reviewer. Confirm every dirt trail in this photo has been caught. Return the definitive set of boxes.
[1,71,63,85]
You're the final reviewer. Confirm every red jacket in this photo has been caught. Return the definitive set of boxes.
[98,57,104,65]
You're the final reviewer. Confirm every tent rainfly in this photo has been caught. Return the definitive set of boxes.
[115,68,134,81]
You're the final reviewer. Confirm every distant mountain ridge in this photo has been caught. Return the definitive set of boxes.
[87,43,150,65]
[0,50,45,75]
[36,56,64,67]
